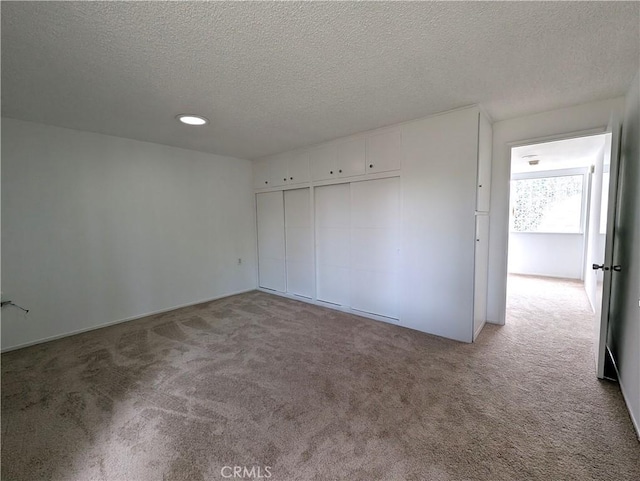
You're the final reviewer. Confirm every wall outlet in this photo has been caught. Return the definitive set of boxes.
[238,258,242,265]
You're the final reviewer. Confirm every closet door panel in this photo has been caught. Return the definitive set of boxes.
[286,261,314,299]
[315,228,351,267]
[258,258,286,292]
[350,228,399,272]
[284,189,313,298]
[317,266,350,306]
[315,184,351,306]
[351,269,399,319]
[256,191,286,291]
[350,178,400,318]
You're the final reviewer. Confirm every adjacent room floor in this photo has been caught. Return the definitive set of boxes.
[2,280,639,480]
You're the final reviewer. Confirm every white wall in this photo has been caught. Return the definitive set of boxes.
[508,233,584,279]
[608,70,640,437]
[488,97,625,324]
[1,119,257,351]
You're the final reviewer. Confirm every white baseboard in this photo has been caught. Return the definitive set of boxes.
[256,288,401,327]
[1,288,255,353]
[607,346,640,440]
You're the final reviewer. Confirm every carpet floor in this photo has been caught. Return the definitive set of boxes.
[2,276,639,480]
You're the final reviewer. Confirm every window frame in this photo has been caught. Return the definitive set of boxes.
[509,167,590,235]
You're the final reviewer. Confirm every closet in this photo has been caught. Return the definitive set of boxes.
[254,105,492,343]
[315,177,400,318]
[256,188,313,298]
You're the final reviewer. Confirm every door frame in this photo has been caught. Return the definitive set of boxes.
[498,127,607,325]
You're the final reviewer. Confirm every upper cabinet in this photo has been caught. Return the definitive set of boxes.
[310,144,338,181]
[254,152,310,189]
[255,109,489,200]
[253,158,272,189]
[288,152,310,185]
[366,129,402,174]
[310,138,367,181]
[476,112,492,212]
[337,138,366,177]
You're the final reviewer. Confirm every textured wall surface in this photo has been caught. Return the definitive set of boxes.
[2,2,639,159]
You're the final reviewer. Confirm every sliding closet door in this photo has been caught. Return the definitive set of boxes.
[315,183,351,306]
[256,191,286,292]
[350,177,401,319]
[284,188,313,298]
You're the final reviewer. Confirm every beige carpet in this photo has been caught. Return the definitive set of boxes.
[2,276,639,480]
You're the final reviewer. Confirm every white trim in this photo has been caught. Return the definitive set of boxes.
[257,288,401,327]
[505,127,606,150]
[509,167,590,235]
[253,170,400,193]
[607,346,640,440]
[511,166,589,180]
[474,319,486,341]
[1,289,256,353]
[498,127,609,326]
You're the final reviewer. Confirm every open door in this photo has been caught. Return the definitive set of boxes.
[593,114,622,379]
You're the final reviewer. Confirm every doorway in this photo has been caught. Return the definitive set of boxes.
[505,133,612,361]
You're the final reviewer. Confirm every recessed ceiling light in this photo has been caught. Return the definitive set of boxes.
[176,114,208,126]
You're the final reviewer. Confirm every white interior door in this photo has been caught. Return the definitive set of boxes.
[594,115,622,379]
[584,142,607,312]
[256,191,286,292]
[350,177,401,319]
[315,183,351,306]
[284,188,313,298]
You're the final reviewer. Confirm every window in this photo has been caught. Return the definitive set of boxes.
[510,174,585,233]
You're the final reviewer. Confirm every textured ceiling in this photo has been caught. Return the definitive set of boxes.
[2,2,639,160]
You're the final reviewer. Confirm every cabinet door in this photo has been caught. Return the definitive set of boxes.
[337,138,366,177]
[366,130,402,174]
[256,192,286,292]
[476,113,492,212]
[288,152,310,184]
[315,184,350,306]
[473,214,490,340]
[269,154,290,187]
[253,159,271,189]
[350,177,401,319]
[310,145,338,181]
[284,189,313,298]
